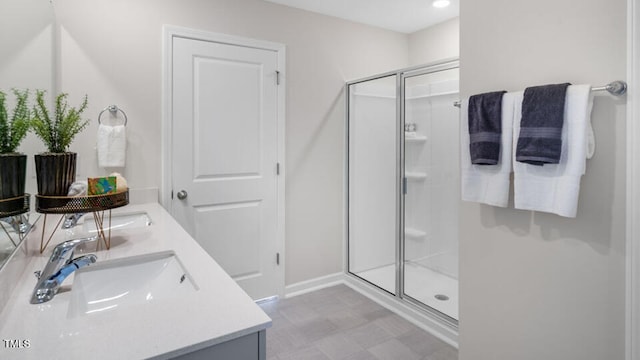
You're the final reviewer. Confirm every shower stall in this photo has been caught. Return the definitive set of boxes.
[346,59,459,324]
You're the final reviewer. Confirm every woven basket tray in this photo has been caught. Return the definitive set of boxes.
[0,194,30,217]
[36,190,129,214]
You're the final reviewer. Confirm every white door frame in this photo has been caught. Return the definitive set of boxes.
[161,25,286,297]
[627,1,639,359]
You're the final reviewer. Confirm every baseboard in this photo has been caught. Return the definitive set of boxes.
[284,272,346,298]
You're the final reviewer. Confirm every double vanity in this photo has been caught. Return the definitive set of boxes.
[0,203,271,359]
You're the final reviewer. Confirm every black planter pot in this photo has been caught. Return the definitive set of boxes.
[34,152,77,196]
[0,153,27,212]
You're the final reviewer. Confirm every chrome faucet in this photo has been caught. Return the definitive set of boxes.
[30,236,98,304]
[61,212,85,229]
[0,214,32,234]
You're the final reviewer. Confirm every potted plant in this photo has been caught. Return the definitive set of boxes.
[31,90,89,196]
[0,89,31,212]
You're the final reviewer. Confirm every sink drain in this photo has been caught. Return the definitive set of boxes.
[434,294,449,301]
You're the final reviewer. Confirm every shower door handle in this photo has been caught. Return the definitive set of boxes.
[177,190,188,200]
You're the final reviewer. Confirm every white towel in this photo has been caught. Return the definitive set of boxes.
[461,92,516,207]
[97,124,126,168]
[513,85,594,217]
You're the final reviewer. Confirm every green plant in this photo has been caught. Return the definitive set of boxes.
[31,90,89,153]
[0,89,31,154]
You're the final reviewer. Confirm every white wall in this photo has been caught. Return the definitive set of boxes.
[0,0,54,315]
[52,0,409,286]
[0,0,55,199]
[459,1,626,359]
[0,0,54,93]
[408,17,459,66]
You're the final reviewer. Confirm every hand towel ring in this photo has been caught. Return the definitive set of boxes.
[98,105,128,126]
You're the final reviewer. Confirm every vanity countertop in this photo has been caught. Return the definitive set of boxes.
[0,202,272,359]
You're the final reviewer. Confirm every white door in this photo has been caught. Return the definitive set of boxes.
[170,35,283,300]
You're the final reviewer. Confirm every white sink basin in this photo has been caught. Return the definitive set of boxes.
[68,251,198,318]
[83,211,152,233]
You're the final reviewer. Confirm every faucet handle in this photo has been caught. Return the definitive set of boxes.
[60,235,98,247]
[51,236,99,262]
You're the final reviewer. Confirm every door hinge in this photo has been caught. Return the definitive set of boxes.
[171,190,174,199]
[276,252,280,265]
[403,177,407,195]
[276,162,280,175]
[276,70,280,85]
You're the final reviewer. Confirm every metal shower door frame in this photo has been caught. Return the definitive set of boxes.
[399,60,459,327]
[345,58,460,328]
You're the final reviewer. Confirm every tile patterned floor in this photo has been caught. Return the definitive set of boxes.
[258,284,458,360]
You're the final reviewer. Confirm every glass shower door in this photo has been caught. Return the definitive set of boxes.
[402,68,459,321]
[347,74,398,294]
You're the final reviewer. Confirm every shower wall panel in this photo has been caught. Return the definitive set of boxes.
[348,76,397,293]
[403,68,459,320]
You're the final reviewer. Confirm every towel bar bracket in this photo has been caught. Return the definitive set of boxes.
[592,80,627,96]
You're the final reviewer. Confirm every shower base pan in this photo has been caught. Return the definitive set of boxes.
[356,262,458,320]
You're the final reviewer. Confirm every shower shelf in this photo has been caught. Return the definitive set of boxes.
[405,227,427,238]
[405,172,428,180]
[405,133,427,143]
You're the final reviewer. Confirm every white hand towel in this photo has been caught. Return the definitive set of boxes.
[97,124,126,168]
[513,85,594,217]
[460,92,516,207]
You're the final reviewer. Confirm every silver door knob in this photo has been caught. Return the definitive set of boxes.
[177,190,188,200]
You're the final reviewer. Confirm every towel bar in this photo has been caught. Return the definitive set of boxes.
[453,80,628,108]
[98,105,128,126]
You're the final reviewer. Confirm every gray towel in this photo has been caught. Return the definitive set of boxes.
[516,83,571,166]
[468,91,507,165]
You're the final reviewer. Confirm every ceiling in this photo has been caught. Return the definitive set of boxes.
[263,0,459,34]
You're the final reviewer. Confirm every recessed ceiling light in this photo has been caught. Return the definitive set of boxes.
[432,0,451,8]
